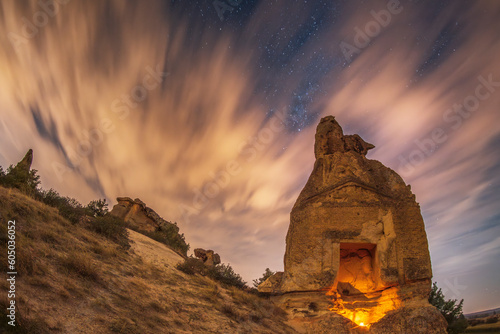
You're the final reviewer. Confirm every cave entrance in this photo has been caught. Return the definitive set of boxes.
[329,242,400,328]
[336,243,378,296]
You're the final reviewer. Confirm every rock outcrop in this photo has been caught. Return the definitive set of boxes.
[194,248,221,267]
[260,116,447,333]
[14,149,34,174]
[110,197,165,232]
[3,149,34,178]
[110,197,188,256]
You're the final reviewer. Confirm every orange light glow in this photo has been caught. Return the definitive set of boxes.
[328,287,401,328]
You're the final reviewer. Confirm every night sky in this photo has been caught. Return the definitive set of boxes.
[1,0,499,313]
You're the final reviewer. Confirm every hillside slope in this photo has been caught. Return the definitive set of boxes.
[0,186,296,333]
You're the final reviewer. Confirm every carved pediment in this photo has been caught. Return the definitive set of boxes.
[299,181,393,208]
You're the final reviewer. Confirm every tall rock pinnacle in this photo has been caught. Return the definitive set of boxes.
[258,116,447,333]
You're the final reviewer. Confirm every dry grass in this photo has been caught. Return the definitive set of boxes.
[0,186,297,333]
[58,250,100,281]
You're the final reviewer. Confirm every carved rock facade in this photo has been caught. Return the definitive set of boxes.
[260,116,447,333]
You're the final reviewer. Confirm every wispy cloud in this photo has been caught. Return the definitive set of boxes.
[0,0,499,312]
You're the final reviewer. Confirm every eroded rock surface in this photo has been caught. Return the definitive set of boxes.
[194,248,221,267]
[110,197,188,256]
[110,197,170,232]
[15,149,34,174]
[259,116,446,333]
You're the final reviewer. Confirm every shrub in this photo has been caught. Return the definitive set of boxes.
[57,201,86,224]
[209,263,247,289]
[176,257,208,276]
[37,188,63,207]
[37,189,86,224]
[88,214,130,249]
[429,282,468,334]
[139,224,189,256]
[36,188,129,248]
[86,199,109,217]
[176,259,247,289]
[0,165,40,197]
[253,268,275,288]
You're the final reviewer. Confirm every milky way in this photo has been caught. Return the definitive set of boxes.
[0,0,499,312]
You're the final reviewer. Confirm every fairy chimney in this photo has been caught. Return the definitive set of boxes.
[261,116,447,333]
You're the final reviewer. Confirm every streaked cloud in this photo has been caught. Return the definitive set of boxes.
[0,0,498,312]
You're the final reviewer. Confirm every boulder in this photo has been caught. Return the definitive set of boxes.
[194,248,221,267]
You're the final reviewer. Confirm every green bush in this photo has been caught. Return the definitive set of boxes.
[210,263,247,289]
[88,214,130,249]
[176,257,208,276]
[36,188,129,248]
[37,189,86,224]
[253,268,275,288]
[176,259,247,289]
[429,282,468,334]
[139,223,189,256]
[0,165,40,197]
[37,188,62,207]
[86,199,109,217]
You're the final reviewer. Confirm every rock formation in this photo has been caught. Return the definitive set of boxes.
[14,149,34,174]
[194,248,221,267]
[110,197,188,256]
[0,149,36,193]
[110,197,164,232]
[260,116,447,333]
[2,149,34,178]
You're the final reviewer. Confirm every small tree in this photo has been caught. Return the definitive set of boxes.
[89,214,130,249]
[429,282,468,334]
[176,260,247,289]
[0,164,41,196]
[253,268,275,288]
[86,199,109,217]
[211,263,247,289]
